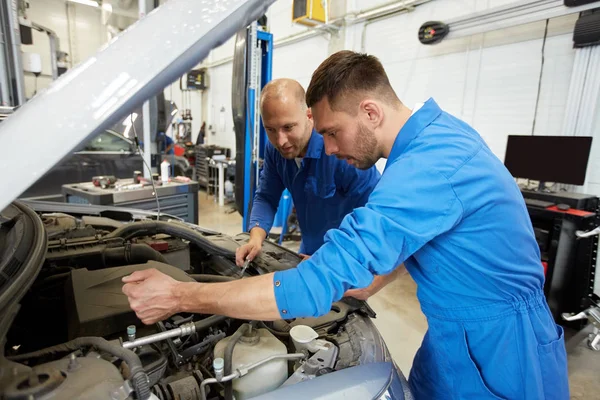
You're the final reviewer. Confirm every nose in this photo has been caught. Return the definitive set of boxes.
[276,132,287,148]
[323,136,339,156]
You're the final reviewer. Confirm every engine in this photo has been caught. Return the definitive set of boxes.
[2,214,376,400]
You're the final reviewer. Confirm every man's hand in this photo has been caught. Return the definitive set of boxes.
[343,265,406,300]
[236,238,263,266]
[298,253,311,261]
[122,268,183,325]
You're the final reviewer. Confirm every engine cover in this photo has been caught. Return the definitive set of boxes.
[66,261,195,339]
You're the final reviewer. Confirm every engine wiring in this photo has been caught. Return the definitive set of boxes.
[131,113,161,219]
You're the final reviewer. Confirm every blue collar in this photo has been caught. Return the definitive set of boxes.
[303,129,322,159]
[385,98,442,170]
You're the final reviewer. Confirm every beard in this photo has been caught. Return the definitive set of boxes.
[350,122,380,170]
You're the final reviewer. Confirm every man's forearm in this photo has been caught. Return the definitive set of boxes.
[176,273,281,320]
[344,264,405,300]
[249,226,267,243]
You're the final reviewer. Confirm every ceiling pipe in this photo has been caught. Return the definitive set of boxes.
[203,0,434,68]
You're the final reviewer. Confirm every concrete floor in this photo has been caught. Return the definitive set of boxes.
[197,192,600,397]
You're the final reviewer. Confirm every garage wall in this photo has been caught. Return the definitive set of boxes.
[200,1,600,195]
[22,0,105,99]
[204,62,235,150]
[202,0,329,154]
[359,0,577,164]
[163,78,203,143]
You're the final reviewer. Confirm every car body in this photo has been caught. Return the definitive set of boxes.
[19,129,192,201]
[0,1,412,399]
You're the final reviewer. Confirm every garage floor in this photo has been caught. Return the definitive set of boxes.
[197,192,600,397]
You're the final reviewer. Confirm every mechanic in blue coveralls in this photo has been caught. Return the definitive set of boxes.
[235,78,391,296]
[123,51,569,399]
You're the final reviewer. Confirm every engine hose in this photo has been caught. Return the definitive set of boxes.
[258,321,291,337]
[224,323,253,400]
[103,243,168,266]
[7,337,151,400]
[194,314,228,331]
[105,221,234,258]
[189,274,235,283]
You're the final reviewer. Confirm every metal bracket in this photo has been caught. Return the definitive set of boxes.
[575,226,600,239]
[111,380,134,400]
[283,341,338,386]
[562,306,600,351]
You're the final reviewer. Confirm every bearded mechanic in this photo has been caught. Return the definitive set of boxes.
[123,51,569,399]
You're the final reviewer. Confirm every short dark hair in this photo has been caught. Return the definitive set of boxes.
[306,51,400,113]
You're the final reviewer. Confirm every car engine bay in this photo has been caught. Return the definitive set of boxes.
[0,204,389,400]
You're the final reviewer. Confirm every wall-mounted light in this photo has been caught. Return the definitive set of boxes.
[67,0,113,12]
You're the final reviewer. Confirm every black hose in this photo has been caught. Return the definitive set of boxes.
[105,221,234,258]
[258,321,291,337]
[180,331,226,360]
[189,274,235,283]
[224,323,251,400]
[194,314,228,331]
[8,337,151,400]
[103,244,168,266]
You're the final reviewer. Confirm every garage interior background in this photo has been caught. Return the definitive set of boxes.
[22,0,600,196]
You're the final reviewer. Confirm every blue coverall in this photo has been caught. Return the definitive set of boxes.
[249,130,380,255]
[272,99,569,399]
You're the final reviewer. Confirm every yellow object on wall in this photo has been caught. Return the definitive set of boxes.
[292,0,328,27]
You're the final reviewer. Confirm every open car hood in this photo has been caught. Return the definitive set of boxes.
[0,0,276,211]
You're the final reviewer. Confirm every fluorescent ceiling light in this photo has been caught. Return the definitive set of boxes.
[68,0,99,8]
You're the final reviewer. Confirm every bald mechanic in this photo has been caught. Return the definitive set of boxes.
[236,78,380,262]
[123,51,569,399]
[236,78,394,299]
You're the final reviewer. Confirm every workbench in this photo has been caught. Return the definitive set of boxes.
[62,178,199,224]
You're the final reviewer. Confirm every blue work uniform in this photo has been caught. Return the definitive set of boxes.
[273,99,569,399]
[249,130,380,255]
[158,132,175,155]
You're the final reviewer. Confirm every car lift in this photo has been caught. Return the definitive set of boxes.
[241,23,273,231]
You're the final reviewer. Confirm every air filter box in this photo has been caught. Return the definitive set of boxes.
[65,261,195,339]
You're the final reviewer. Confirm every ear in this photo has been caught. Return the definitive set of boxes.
[306,107,313,121]
[360,100,383,127]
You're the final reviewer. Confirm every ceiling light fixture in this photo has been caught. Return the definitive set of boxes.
[67,0,100,8]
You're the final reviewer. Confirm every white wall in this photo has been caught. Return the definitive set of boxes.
[202,0,330,154]
[358,0,577,164]
[200,0,600,194]
[22,0,105,99]
[205,62,235,150]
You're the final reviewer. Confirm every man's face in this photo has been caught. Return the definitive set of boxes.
[311,98,380,170]
[261,98,313,159]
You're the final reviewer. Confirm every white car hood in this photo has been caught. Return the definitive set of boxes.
[0,0,275,211]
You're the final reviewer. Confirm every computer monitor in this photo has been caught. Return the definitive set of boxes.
[504,135,593,189]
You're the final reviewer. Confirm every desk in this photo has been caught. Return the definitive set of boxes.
[526,204,597,326]
[208,159,234,207]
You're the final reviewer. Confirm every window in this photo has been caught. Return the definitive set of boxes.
[84,131,131,152]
